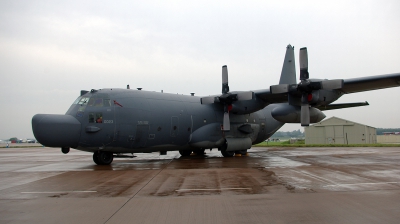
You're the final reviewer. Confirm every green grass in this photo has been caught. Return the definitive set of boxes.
[255,140,400,147]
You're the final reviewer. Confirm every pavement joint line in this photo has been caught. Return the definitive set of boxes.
[103,155,176,224]
[21,191,97,194]
[324,182,400,187]
[292,169,337,185]
[175,188,252,192]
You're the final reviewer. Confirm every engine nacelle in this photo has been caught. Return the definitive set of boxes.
[271,104,326,123]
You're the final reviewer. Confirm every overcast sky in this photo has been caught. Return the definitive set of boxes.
[1,0,399,139]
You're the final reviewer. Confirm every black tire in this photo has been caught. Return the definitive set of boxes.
[61,147,70,154]
[219,144,234,157]
[179,150,192,157]
[193,149,205,155]
[94,151,113,165]
[221,150,234,157]
[93,151,100,165]
[236,150,248,156]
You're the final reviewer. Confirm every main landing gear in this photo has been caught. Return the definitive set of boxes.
[179,148,247,157]
[93,151,113,165]
[179,150,192,157]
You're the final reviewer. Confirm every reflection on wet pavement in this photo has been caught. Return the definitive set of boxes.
[2,147,400,223]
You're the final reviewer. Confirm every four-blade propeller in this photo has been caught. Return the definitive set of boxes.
[270,47,344,126]
[200,65,253,131]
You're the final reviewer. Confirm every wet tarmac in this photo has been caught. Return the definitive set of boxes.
[1,146,400,223]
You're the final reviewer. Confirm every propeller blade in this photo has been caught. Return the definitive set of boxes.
[299,47,309,80]
[321,79,344,90]
[222,65,229,94]
[200,96,216,104]
[301,93,310,126]
[301,105,310,126]
[223,112,230,131]
[237,91,253,101]
[270,84,290,94]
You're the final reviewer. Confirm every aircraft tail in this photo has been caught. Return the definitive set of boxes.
[279,45,296,84]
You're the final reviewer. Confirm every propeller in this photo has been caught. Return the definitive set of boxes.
[201,65,253,131]
[270,47,344,126]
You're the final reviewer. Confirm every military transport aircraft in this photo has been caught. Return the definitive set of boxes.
[32,45,400,165]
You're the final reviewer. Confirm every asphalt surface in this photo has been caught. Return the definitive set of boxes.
[1,146,400,223]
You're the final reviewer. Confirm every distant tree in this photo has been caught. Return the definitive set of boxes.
[270,130,304,138]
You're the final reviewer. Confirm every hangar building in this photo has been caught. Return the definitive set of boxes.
[305,117,377,144]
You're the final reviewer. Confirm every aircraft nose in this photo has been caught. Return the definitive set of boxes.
[32,114,81,148]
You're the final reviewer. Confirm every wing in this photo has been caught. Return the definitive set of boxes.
[340,73,400,94]
[253,89,288,104]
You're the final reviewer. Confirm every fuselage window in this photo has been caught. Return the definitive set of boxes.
[89,113,103,123]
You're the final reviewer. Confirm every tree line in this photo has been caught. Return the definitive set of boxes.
[270,130,304,138]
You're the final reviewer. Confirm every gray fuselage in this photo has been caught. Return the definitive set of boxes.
[65,89,284,153]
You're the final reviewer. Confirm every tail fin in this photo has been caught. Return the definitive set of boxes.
[279,45,296,84]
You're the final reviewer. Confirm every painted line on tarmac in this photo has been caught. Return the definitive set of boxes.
[21,191,97,194]
[324,182,400,187]
[176,188,251,192]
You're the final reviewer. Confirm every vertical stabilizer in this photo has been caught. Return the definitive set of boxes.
[279,45,296,84]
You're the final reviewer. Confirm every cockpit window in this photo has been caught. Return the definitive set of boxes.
[73,94,110,107]
[73,97,82,104]
[87,98,96,106]
[87,98,111,107]
[104,99,111,107]
[78,97,90,105]
[94,98,103,107]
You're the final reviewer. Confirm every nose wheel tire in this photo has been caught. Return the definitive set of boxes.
[61,147,70,154]
[93,151,113,165]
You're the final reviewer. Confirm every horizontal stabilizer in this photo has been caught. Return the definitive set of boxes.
[317,102,369,111]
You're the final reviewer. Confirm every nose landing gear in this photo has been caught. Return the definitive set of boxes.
[61,147,70,154]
